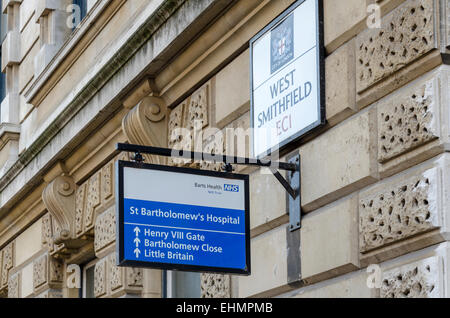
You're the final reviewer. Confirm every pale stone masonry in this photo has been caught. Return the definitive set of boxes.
[0,0,449,299]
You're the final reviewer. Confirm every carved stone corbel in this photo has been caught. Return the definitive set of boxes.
[42,175,90,257]
[122,96,168,164]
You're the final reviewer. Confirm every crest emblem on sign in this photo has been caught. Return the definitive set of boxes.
[270,14,294,74]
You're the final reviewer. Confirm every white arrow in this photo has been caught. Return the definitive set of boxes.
[134,237,141,247]
[133,227,141,236]
[134,248,141,258]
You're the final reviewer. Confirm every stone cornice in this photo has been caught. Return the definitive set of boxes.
[0,123,20,151]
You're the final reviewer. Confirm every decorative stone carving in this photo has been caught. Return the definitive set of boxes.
[187,84,209,130]
[33,255,47,289]
[109,254,123,292]
[41,213,54,252]
[168,103,185,149]
[356,0,435,93]
[201,274,231,298]
[360,168,439,253]
[381,256,441,297]
[1,242,14,289]
[122,96,168,164]
[7,272,19,298]
[94,258,107,298]
[378,79,438,162]
[42,175,94,258]
[42,175,76,244]
[168,102,191,166]
[200,133,224,172]
[75,183,87,236]
[94,253,143,298]
[126,267,143,288]
[101,162,114,202]
[75,157,118,244]
[186,84,210,162]
[33,253,64,293]
[167,83,212,167]
[94,207,116,256]
[49,257,64,284]
[85,171,101,232]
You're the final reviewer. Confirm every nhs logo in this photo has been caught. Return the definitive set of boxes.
[224,184,239,192]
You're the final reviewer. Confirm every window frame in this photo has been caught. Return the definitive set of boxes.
[81,258,99,299]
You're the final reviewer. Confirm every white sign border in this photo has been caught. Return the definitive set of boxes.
[249,0,325,159]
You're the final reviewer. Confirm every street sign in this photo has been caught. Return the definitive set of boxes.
[250,0,325,158]
[116,160,250,275]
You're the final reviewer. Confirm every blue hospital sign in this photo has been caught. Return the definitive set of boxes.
[251,0,324,158]
[116,161,250,275]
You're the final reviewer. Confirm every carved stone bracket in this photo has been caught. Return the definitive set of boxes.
[122,96,168,164]
[42,175,91,259]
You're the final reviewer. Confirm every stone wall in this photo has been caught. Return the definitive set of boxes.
[0,0,449,299]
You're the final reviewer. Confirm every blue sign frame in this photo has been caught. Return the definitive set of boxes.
[115,160,251,275]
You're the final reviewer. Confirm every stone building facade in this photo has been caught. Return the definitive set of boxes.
[0,0,449,298]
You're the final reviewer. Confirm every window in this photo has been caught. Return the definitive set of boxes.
[163,271,201,298]
[81,259,97,298]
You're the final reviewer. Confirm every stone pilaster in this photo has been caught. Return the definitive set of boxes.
[34,0,73,78]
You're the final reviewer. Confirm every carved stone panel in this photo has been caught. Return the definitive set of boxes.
[126,267,143,289]
[187,84,209,130]
[360,168,439,253]
[94,253,143,298]
[1,242,14,289]
[378,79,438,162]
[85,171,101,232]
[33,253,64,293]
[7,272,19,298]
[75,183,87,236]
[356,0,435,93]
[33,255,47,290]
[75,157,119,245]
[201,274,231,298]
[200,133,224,172]
[94,258,107,298]
[381,256,441,298]
[41,213,54,252]
[94,207,116,256]
[167,83,212,168]
[109,254,123,292]
[168,103,185,149]
[101,162,114,202]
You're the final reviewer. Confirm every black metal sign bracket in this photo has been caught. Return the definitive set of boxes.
[116,143,301,229]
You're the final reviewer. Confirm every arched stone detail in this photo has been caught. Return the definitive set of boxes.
[122,96,168,164]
